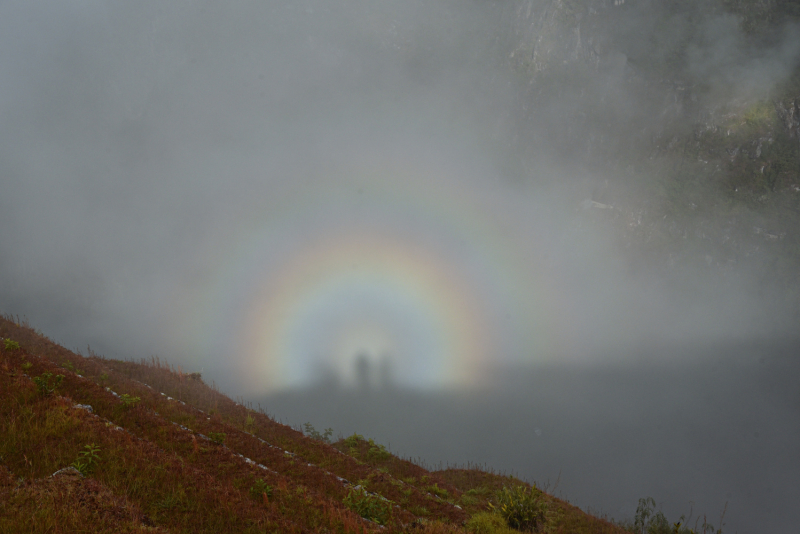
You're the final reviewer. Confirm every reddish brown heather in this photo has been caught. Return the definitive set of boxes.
[0,316,632,534]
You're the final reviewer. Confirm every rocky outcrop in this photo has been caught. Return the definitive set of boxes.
[775,98,800,140]
[499,0,800,315]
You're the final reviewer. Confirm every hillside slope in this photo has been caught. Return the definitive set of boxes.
[0,316,628,533]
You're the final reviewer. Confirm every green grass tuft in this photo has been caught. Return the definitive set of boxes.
[343,487,393,525]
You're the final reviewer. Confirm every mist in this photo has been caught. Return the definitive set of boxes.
[261,342,799,534]
[1,1,799,532]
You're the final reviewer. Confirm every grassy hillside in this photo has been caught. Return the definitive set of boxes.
[0,315,644,533]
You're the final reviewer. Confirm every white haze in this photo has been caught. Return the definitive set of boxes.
[1,1,798,533]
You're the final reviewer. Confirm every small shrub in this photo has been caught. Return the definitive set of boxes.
[343,487,392,525]
[187,372,202,381]
[303,422,333,443]
[460,493,480,507]
[367,439,392,461]
[489,484,548,532]
[245,414,255,427]
[249,479,273,501]
[62,361,75,372]
[466,511,517,534]
[99,373,109,381]
[634,497,669,534]
[619,498,726,534]
[344,433,364,448]
[21,361,32,371]
[71,443,101,476]
[119,393,140,408]
[209,432,226,445]
[32,373,64,396]
[3,339,20,351]
[426,483,450,499]
[631,497,718,534]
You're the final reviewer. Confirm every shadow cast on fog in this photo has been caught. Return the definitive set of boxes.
[255,339,800,534]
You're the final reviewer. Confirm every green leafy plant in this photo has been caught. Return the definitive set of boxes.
[3,338,20,351]
[460,493,480,507]
[465,487,491,497]
[71,443,101,476]
[119,393,140,408]
[303,422,333,443]
[425,483,450,499]
[343,487,392,525]
[466,511,517,534]
[32,372,64,396]
[21,361,32,371]
[99,372,109,381]
[634,497,669,534]
[627,497,724,534]
[249,479,273,501]
[62,361,75,372]
[209,432,226,445]
[367,438,391,461]
[344,433,364,448]
[489,484,549,532]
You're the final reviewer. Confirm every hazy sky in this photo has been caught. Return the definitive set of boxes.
[1,1,798,532]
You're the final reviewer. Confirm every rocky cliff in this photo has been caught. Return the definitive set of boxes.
[499,0,800,323]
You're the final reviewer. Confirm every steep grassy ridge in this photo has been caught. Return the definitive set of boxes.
[0,316,631,533]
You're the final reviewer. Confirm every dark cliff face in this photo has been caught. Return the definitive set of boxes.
[499,0,800,169]
[494,0,800,324]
